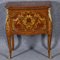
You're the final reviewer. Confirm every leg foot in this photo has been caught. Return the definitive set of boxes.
[7,36,12,59]
[48,34,52,58]
[12,35,14,50]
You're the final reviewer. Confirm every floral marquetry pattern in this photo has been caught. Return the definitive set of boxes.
[11,11,46,31]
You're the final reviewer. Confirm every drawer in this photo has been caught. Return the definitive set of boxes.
[8,9,48,32]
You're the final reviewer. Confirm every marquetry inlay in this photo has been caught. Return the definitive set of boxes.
[9,10,46,32]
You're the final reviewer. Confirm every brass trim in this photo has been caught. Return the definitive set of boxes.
[48,8,52,22]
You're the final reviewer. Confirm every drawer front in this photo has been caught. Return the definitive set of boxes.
[8,9,48,32]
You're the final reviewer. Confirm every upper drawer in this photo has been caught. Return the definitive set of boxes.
[8,9,48,32]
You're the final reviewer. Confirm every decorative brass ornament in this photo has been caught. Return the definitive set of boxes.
[48,8,52,22]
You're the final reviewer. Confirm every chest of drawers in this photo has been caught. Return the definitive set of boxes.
[5,2,52,58]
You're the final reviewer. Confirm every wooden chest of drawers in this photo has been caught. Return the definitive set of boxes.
[5,2,52,58]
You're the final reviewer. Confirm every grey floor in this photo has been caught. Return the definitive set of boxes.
[0,35,60,60]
